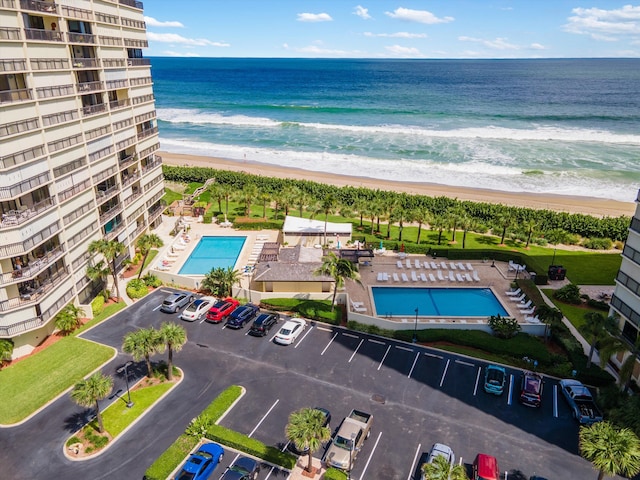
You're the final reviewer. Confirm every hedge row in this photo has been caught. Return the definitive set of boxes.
[260,298,342,325]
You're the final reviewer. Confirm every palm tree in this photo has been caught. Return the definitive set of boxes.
[448,206,465,243]
[536,304,563,340]
[580,421,640,480]
[430,214,448,246]
[412,207,430,245]
[285,408,331,473]
[395,204,407,242]
[240,182,258,217]
[385,199,398,240]
[583,312,618,368]
[354,198,369,228]
[523,218,538,248]
[221,266,241,297]
[158,322,187,381]
[54,303,86,335]
[122,327,160,378]
[219,184,233,219]
[421,454,468,480]
[86,260,111,300]
[136,233,163,279]
[460,215,474,249]
[88,239,126,300]
[70,372,113,434]
[208,183,224,214]
[0,339,14,365]
[496,214,513,245]
[321,194,337,246]
[259,191,271,219]
[315,252,360,311]
[618,336,640,392]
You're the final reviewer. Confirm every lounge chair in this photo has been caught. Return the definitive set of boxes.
[377,272,384,282]
[411,271,418,281]
[450,262,457,270]
[508,260,517,271]
[352,305,367,313]
[518,300,533,310]
[472,271,481,282]
[406,259,412,269]
[167,251,180,258]
[414,259,421,269]
[397,260,403,269]
[441,262,448,269]
[510,293,526,302]
[420,273,428,282]
[465,273,473,282]
[172,243,187,250]
[155,263,170,271]
[401,273,409,282]
[423,261,430,269]
[521,307,536,315]
[458,262,466,270]
[466,263,474,270]
[525,315,541,323]
[437,270,445,281]
[505,288,522,296]
[456,273,465,282]
[429,273,436,282]
[351,300,365,308]
[448,272,456,281]
[431,262,439,269]
[393,273,400,282]
[383,272,389,281]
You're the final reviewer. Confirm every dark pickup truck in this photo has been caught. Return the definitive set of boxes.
[559,379,603,424]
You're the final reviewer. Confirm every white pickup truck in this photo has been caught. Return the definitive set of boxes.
[322,409,373,471]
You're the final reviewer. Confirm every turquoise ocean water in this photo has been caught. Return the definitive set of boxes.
[150,58,640,203]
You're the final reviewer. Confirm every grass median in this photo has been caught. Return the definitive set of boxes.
[0,337,114,424]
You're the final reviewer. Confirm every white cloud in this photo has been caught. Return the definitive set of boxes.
[530,43,546,50]
[144,16,184,28]
[384,45,424,57]
[354,5,372,20]
[564,5,640,40]
[364,31,427,38]
[162,50,200,57]
[297,13,333,22]
[458,36,519,50]
[385,7,453,24]
[296,45,352,56]
[147,32,230,47]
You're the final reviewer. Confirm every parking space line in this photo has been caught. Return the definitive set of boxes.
[343,332,359,339]
[377,345,391,370]
[507,374,514,405]
[408,352,420,378]
[152,305,161,311]
[473,366,482,396]
[248,399,279,437]
[553,384,558,418]
[455,359,474,367]
[439,359,450,387]
[368,339,386,345]
[358,431,382,480]
[321,332,339,355]
[316,326,333,332]
[424,352,443,359]
[407,443,422,480]
[395,345,413,352]
[294,325,314,349]
[349,339,365,362]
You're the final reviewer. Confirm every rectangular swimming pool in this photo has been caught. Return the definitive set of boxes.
[178,236,246,275]
[371,287,508,317]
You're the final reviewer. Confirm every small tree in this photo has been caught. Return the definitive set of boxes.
[136,234,163,280]
[285,408,331,473]
[88,239,126,300]
[536,304,563,340]
[70,372,113,433]
[0,339,14,365]
[54,303,86,336]
[583,312,618,368]
[122,327,160,378]
[580,421,640,480]
[488,314,521,339]
[315,252,360,312]
[158,322,187,381]
[553,284,582,305]
[422,454,468,480]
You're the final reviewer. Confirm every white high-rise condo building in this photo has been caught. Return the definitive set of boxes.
[0,0,163,357]
[610,189,640,380]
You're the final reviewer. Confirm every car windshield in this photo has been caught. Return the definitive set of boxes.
[334,435,353,450]
[176,471,196,480]
[524,376,541,394]
[486,369,503,384]
[185,304,198,312]
[280,328,292,335]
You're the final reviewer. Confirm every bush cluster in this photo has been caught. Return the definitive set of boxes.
[582,237,613,250]
[324,468,348,480]
[126,279,148,299]
[553,284,582,305]
[91,295,105,316]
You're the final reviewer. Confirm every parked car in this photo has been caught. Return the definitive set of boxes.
[160,292,194,313]
[322,409,372,471]
[559,378,603,424]
[472,453,499,480]
[248,312,279,336]
[274,318,307,345]
[484,365,506,395]
[205,297,240,323]
[180,296,217,322]
[219,456,260,480]
[288,407,331,455]
[225,303,260,329]
[174,442,224,480]
[422,443,455,480]
[519,371,543,408]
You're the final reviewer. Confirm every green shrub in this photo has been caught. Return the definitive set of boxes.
[144,434,198,480]
[202,385,243,420]
[583,237,613,250]
[324,468,348,480]
[126,279,149,299]
[143,273,162,288]
[260,299,341,325]
[587,298,610,311]
[66,436,81,447]
[488,314,521,339]
[91,295,105,316]
[553,284,582,305]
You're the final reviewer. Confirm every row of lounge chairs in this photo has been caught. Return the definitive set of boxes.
[508,260,527,272]
[505,288,536,316]
[396,259,475,271]
[377,269,481,283]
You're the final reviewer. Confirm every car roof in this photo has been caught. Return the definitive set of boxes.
[166,292,186,300]
[280,320,299,329]
[199,442,224,457]
[232,456,258,472]
[429,443,453,461]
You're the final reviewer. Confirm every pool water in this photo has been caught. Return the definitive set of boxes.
[178,236,246,275]
[371,287,508,317]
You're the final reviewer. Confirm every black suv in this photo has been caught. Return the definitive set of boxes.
[248,313,279,336]
[226,303,259,329]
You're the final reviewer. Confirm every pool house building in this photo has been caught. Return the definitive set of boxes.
[0,0,163,357]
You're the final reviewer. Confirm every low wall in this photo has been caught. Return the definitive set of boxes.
[151,269,199,290]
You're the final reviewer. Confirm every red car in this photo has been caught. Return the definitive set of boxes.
[205,297,239,323]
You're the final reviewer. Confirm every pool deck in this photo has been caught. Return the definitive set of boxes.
[345,251,534,326]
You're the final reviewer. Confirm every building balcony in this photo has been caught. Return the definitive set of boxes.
[19,0,58,14]
[0,171,49,200]
[142,156,162,175]
[77,81,104,93]
[106,79,128,89]
[124,189,142,207]
[631,217,640,235]
[127,58,151,67]
[96,184,119,205]
[67,32,96,44]
[81,103,107,117]
[0,316,45,338]
[102,58,126,68]
[0,88,32,104]
[0,244,65,286]
[129,222,146,242]
[0,197,57,229]
[122,170,140,188]
[72,57,99,69]
[119,0,143,10]
[24,28,63,42]
[1,0,16,9]
[0,59,27,72]
[149,205,163,223]
[105,222,125,241]
[0,266,69,313]
[137,126,158,141]
[118,154,137,170]
[99,204,123,225]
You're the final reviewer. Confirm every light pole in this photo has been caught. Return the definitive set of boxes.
[348,432,356,480]
[413,307,419,343]
[116,361,134,408]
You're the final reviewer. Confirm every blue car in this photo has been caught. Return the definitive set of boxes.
[226,303,260,329]
[175,442,224,480]
[484,365,506,395]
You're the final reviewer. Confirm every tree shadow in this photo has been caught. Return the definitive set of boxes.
[63,409,95,434]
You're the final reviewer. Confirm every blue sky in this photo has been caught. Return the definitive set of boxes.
[143,1,640,58]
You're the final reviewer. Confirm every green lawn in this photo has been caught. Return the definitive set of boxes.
[74,301,127,336]
[162,187,184,205]
[542,289,601,336]
[0,337,114,424]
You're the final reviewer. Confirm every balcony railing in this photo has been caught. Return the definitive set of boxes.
[105,222,125,241]
[119,0,143,9]
[0,88,32,104]
[122,170,140,188]
[127,58,151,67]
[0,267,69,313]
[118,154,137,170]
[149,205,163,223]
[0,196,56,229]
[81,103,107,117]
[24,28,63,42]
[20,0,58,14]
[99,204,123,224]
[0,244,65,286]
[71,57,99,68]
[0,316,46,337]
[0,171,49,200]
[102,58,126,68]
[124,189,142,206]
[142,157,162,175]
[1,0,15,9]
[0,59,27,72]
[67,32,96,44]
[77,81,103,93]
[106,79,128,89]
[36,84,74,99]
[137,126,158,140]
[96,184,119,204]
[129,222,147,242]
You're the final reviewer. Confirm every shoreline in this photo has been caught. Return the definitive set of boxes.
[159,151,636,218]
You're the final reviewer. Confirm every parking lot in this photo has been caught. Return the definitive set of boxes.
[0,288,603,479]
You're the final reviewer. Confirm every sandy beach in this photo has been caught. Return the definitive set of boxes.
[159,151,636,218]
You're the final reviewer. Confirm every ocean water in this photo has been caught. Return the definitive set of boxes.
[150,58,640,202]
